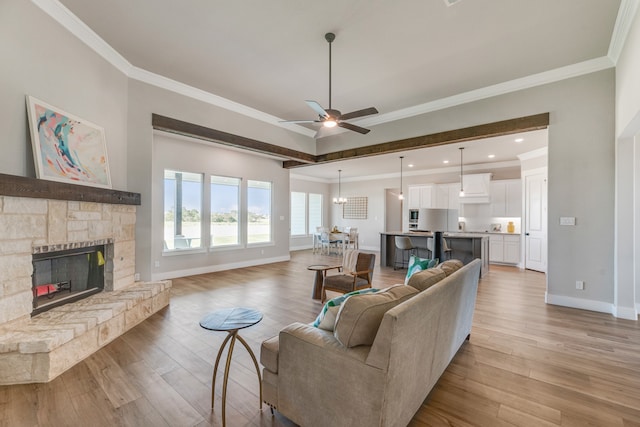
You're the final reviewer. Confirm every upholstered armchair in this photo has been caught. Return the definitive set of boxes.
[321,250,376,302]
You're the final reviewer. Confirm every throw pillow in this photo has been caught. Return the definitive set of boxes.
[313,288,378,331]
[334,284,419,348]
[404,255,438,284]
[439,259,464,276]
[407,268,446,291]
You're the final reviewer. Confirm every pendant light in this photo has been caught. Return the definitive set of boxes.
[459,147,465,197]
[398,156,405,200]
[333,170,347,204]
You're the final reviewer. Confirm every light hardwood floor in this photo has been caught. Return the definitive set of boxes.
[1,250,639,426]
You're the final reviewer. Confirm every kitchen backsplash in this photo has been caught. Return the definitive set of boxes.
[459,217,522,234]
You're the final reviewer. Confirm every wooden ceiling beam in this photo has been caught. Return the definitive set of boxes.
[152,114,316,164]
[151,113,549,169]
[283,113,549,169]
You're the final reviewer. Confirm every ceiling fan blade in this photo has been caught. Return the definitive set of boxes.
[305,100,329,119]
[279,119,321,124]
[339,107,379,121]
[338,121,371,135]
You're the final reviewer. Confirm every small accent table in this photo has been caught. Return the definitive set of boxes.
[307,264,341,300]
[199,307,263,427]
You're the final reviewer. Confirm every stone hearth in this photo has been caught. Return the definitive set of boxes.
[0,177,170,385]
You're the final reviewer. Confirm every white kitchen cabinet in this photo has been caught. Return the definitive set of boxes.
[408,183,462,212]
[489,235,504,262]
[503,235,521,264]
[490,181,506,216]
[420,185,434,208]
[489,234,520,265]
[448,183,460,209]
[408,186,422,209]
[490,179,521,217]
[408,185,436,209]
[505,180,522,217]
[433,184,449,209]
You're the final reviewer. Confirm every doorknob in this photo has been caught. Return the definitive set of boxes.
[525,233,530,236]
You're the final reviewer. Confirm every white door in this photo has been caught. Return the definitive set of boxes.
[524,171,547,272]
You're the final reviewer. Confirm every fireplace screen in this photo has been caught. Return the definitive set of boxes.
[32,245,106,315]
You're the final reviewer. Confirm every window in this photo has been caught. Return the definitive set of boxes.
[211,176,241,247]
[290,192,323,236]
[290,192,306,236]
[308,193,323,233]
[164,170,203,250]
[247,180,272,244]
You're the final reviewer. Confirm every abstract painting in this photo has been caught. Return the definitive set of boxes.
[26,96,111,188]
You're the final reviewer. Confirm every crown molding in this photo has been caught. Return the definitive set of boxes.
[34,0,620,141]
[339,57,614,133]
[608,0,640,64]
[31,0,132,74]
[31,0,315,138]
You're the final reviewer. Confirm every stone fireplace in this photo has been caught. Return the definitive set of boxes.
[0,174,171,385]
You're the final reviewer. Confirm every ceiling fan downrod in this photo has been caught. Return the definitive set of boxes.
[326,32,335,110]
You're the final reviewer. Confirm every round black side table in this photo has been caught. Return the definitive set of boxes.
[199,307,263,426]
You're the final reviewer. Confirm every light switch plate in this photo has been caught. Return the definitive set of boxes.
[560,217,576,226]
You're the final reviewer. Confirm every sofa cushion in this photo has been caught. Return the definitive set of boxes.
[260,335,280,373]
[406,268,447,292]
[334,284,419,348]
[404,255,438,285]
[313,288,379,331]
[439,259,464,276]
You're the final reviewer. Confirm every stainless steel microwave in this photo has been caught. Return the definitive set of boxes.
[409,209,419,222]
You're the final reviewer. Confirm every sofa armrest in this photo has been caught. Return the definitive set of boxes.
[277,322,386,427]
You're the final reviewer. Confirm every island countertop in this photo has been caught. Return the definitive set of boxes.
[380,231,489,275]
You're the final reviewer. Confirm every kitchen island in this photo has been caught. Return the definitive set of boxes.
[380,231,490,276]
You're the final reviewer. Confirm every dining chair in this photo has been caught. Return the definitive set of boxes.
[313,226,326,254]
[320,231,341,255]
[346,227,359,250]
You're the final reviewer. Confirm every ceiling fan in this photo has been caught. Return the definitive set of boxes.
[281,32,379,137]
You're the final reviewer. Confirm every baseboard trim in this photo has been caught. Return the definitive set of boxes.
[613,305,639,320]
[545,292,614,315]
[151,255,291,281]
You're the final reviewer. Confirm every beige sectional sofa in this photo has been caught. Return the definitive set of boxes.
[260,258,482,427]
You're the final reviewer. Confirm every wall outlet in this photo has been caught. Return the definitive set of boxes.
[134,273,140,281]
[576,280,584,290]
[154,261,160,268]
[261,249,264,255]
[560,217,576,226]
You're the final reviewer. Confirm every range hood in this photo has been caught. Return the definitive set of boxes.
[459,173,492,204]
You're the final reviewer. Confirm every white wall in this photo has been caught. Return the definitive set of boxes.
[615,5,640,319]
[0,0,128,188]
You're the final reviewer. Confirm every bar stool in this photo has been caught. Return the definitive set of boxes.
[394,236,417,270]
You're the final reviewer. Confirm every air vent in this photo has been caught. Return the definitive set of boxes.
[443,0,462,6]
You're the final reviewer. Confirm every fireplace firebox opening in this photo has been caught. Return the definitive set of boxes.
[31,244,112,316]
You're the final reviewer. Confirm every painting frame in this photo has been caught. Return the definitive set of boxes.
[26,95,112,189]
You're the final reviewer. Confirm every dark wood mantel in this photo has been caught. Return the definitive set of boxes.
[0,173,140,205]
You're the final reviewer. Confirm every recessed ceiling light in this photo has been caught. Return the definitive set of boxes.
[443,160,449,164]
[488,154,495,159]
[408,164,414,168]
[515,138,524,143]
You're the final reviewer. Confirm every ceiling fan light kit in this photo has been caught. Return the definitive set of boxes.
[281,32,379,138]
